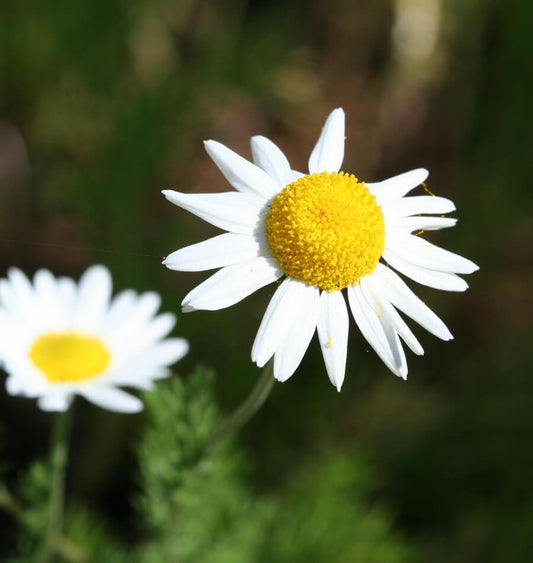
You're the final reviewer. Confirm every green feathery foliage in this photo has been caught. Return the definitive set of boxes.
[136,367,415,563]
[2,367,416,561]
[137,366,274,562]
[16,459,52,557]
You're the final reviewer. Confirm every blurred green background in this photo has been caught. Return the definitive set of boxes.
[0,0,532,560]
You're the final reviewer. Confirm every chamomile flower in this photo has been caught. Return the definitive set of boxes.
[0,265,189,412]
[163,108,478,389]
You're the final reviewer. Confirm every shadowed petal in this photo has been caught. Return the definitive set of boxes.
[162,190,263,235]
[164,233,262,272]
[308,108,345,173]
[317,290,349,391]
[251,135,294,190]
[273,284,320,382]
[204,140,278,199]
[182,257,283,312]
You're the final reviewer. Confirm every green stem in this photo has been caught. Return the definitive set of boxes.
[207,360,275,451]
[39,409,72,563]
[0,484,85,562]
[0,484,24,521]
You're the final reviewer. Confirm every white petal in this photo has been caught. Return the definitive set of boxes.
[367,168,429,201]
[108,362,172,385]
[273,285,320,382]
[373,264,452,340]
[6,374,42,397]
[250,135,294,189]
[182,256,282,312]
[2,269,36,322]
[382,195,455,217]
[383,250,469,291]
[252,278,308,367]
[386,216,457,232]
[136,312,176,344]
[162,190,263,235]
[104,289,137,330]
[347,284,407,379]
[34,269,62,324]
[5,375,25,396]
[80,386,143,413]
[360,276,423,356]
[317,290,349,391]
[386,235,479,274]
[72,265,112,332]
[204,140,278,199]
[139,338,189,366]
[56,278,77,324]
[103,292,162,345]
[8,268,35,306]
[163,233,262,272]
[37,393,72,412]
[308,108,345,173]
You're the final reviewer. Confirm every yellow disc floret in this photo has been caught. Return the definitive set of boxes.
[29,331,111,383]
[265,171,385,291]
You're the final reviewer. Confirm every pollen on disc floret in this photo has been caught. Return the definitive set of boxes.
[265,171,385,292]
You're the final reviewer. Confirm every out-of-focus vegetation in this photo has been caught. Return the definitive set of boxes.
[0,0,532,560]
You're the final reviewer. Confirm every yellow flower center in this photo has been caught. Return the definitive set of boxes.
[29,331,111,383]
[265,171,385,291]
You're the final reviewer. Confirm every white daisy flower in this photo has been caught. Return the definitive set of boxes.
[0,265,189,412]
[163,108,478,390]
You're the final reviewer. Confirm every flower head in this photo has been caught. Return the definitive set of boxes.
[163,108,478,389]
[0,265,189,412]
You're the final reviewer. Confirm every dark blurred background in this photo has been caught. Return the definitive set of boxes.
[0,0,532,560]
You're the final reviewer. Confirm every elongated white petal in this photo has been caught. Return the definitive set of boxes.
[252,278,308,367]
[378,314,407,379]
[386,235,479,274]
[80,386,143,413]
[348,285,407,378]
[373,264,452,340]
[1,269,37,325]
[34,269,61,322]
[104,289,137,329]
[37,393,72,411]
[367,168,429,201]
[382,195,455,218]
[72,265,112,332]
[6,374,43,397]
[163,233,262,272]
[103,292,163,347]
[250,135,293,190]
[308,108,345,173]
[8,268,35,308]
[182,257,282,312]
[273,285,320,382]
[360,276,423,355]
[135,313,176,344]
[162,190,263,235]
[386,216,457,232]
[56,278,77,323]
[204,140,278,199]
[383,250,469,291]
[317,290,349,390]
[139,338,190,366]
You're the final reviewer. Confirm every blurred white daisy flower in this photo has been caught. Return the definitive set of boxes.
[0,265,189,412]
[163,108,477,389]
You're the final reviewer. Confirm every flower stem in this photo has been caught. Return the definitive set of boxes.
[0,484,24,521]
[207,360,275,451]
[39,409,72,563]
